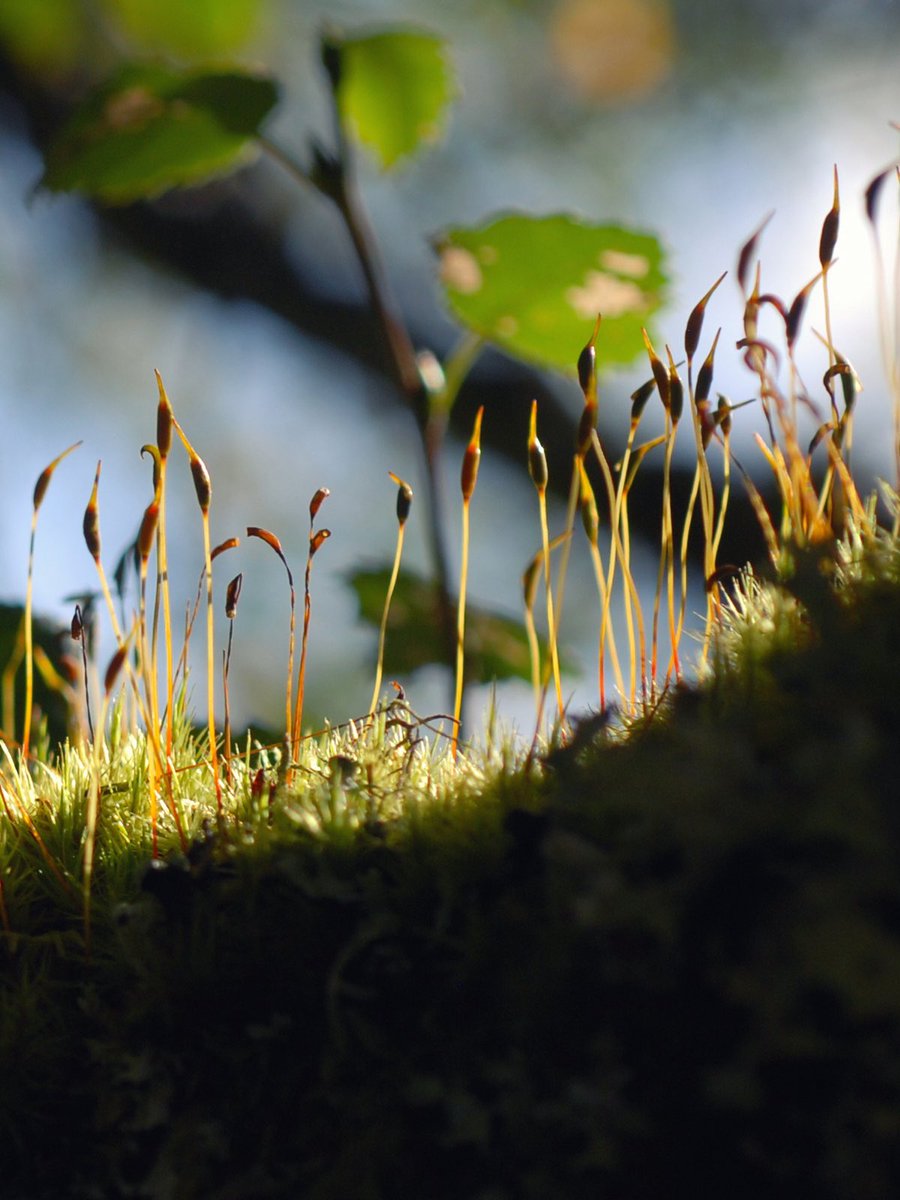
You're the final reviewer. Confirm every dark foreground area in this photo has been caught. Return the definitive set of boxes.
[4,553,900,1199]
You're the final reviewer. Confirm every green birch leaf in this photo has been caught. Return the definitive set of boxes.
[42,63,279,204]
[0,0,84,72]
[435,213,668,372]
[100,0,262,58]
[349,566,565,684]
[329,28,455,169]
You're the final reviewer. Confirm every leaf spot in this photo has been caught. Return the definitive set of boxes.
[566,271,647,319]
[440,246,483,294]
[598,249,649,278]
[104,87,165,131]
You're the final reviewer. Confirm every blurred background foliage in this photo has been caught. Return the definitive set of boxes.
[0,0,897,733]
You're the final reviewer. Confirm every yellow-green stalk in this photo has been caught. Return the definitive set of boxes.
[528,400,564,724]
[679,274,726,663]
[577,459,624,706]
[452,406,483,758]
[603,379,655,712]
[369,473,413,716]
[136,488,163,855]
[222,572,242,785]
[84,634,131,957]
[83,461,127,649]
[22,441,81,761]
[553,315,602,652]
[153,371,176,761]
[292,488,332,762]
[247,526,296,768]
[521,550,543,714]
[640,331,677,693]
[173,421,221,810]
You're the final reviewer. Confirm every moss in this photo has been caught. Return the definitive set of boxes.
[3,556,900,1198]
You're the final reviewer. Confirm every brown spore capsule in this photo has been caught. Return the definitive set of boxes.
[736,211,774,296]
[642,329,670,413]
[32,441,82,512]
[310,528,332,557]
[576,398,598,455]
[189,454,211,514]
[388,472,413,525]
[225,573,243,620]
[577,313,602,397]
[138,500,159,563]
[864,163,894,226]
[104,643,128,695]
[527,400,548,490]
[522,554,542,611]
[309,487,330,522]
[684,271,726,365]
[578,461,599,545]
[716,395,732,438]
[154,370,173,458]
[460,407,483,502]
[83,462,102,561]
[211,537,240,562]
[630,376,656,425]
[786,272,822,350]
[819,165,840,268]
[695,328,721,409]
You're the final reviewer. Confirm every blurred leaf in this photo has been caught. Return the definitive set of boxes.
[332,28,456,168]
[0,0,84,72]
[0,605,72,748]
[42,64,279,204]
[100,0,263,58]
[436,214,667,372]
[350,567,568,684]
